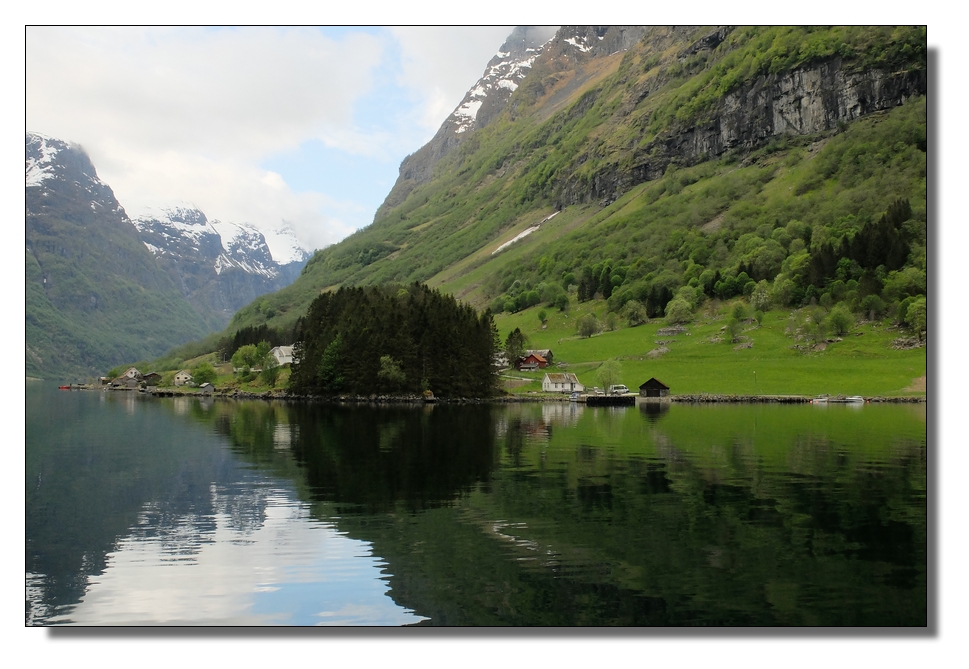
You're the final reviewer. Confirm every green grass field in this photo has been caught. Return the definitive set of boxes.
[494,299,926,397]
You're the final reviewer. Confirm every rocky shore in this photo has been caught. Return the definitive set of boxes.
[139,387,926,404]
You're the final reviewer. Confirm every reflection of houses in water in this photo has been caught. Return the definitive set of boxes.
[494,403,585,450]
[541,401,583,427]
[273,423,296,450]
[638,401,670,423]
[173,397,190,416]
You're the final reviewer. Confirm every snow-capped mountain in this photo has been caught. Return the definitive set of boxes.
[133,206,309,280]
[445,26,558,135]
[26,131,312,378]
[132,206,309,324]
[375,27,558,214]
[27,132,214,379]
[26,132,126,217]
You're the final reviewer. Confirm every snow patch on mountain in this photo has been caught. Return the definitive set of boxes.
[565,35,594,52]
[26,132,105,196]
[260,226,310,265]
[25,134,62,187]
[445,29,558,135]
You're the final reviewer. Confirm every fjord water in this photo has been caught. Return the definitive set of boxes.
[26,383,926,626]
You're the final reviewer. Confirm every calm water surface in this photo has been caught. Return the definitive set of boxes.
[26,383,927,626]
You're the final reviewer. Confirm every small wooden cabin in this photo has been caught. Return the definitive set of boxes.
[515,353,548,371]
[526,349,554,365]
[639,377,670,397]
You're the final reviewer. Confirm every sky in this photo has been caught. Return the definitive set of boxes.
[26,26,515,251]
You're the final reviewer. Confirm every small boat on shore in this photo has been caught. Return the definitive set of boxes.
[58,385,71,390]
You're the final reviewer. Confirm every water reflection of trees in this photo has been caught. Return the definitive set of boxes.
[29,388,927,626]
[285,404,500,513]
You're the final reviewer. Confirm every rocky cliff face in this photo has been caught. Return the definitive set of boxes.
[382,26,926,211]
[561,46,927,205]
[133,207,309,327]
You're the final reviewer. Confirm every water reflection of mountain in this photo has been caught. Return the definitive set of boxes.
[26,387,243,623]
[28,388,927,626]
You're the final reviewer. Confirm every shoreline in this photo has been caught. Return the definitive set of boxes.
[73,385,926,405]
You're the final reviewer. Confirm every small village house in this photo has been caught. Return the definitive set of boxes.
[526,349,553,365]
[198,382,214,395]
[120,367,142,380]
[639,378,670,398]
[542,372,584,393]
[516,353,547,371]
[270,345,295,366]
[142,372,162,386]
[173,369,194,386]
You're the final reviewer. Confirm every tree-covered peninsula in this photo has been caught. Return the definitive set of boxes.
[288,283,499,398]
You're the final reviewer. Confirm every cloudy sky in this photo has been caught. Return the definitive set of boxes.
[26,26,516,251]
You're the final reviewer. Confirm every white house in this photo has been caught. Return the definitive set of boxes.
[542,372,584,393]
[270,345,295,366]
[173,369,193,386]
[121,367,142,380]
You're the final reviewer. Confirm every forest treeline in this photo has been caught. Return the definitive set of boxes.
[288,283,499,397]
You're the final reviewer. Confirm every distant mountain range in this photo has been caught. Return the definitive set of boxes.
[132,206,308,326]
[26,132,310,379]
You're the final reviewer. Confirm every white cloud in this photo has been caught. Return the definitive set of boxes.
[27,27,384,249]
[52,488,425,625]
[25,26,519,250]
[28,27,382,159]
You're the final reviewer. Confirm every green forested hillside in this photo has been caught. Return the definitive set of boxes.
[26,138,212,380]
[222,26,925,345]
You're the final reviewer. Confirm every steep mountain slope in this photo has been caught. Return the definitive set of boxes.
[133,207,308,327]
[222,26,926,339]
[25,133,312,379]
[377,25,559,215]
[26,133,212,379]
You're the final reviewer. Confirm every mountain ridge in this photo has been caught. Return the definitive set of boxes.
[25,133,311,378]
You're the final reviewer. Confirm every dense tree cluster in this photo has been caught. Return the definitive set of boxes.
[289,283,499,397]
[219,323,292,360]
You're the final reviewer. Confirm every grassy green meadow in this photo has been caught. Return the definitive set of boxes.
[494,299,926,397]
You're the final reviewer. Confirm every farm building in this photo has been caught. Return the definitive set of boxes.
[270,345,295,366]
[542,372,584,393]
[173,369,194,386]
[526,349,554,365]
[639,378,670,398]
[516,353,548,371]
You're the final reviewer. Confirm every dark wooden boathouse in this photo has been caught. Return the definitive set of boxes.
[639,377,670,398]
